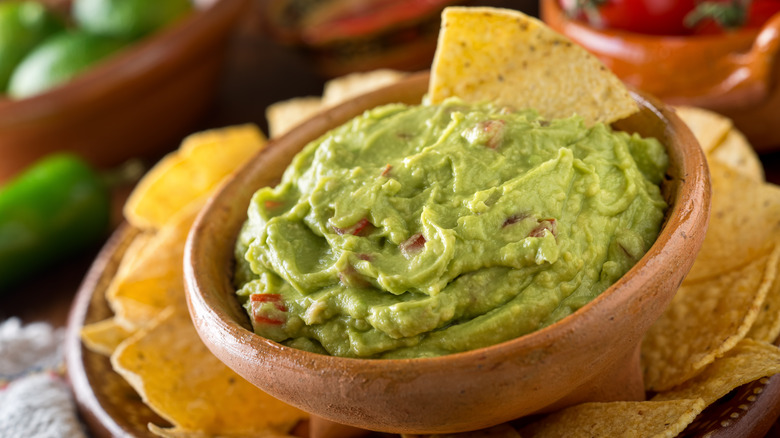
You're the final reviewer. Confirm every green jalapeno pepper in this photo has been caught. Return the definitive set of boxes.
[0,153,111,292]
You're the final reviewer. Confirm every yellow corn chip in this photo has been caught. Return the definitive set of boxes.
[686,161,780,282]
[518,399,706,438]
[80,317,133,356]
[709,128,765,182]
[747,269,780,343]
[266,97,324,138]
[429,7,638,125]
[642,245,779,392]
[674,106,732,153]
[108,197,206,330]
[654,338,780,405]
[266,70,407,139]
[124,124,266,230]
[322,69,407,107]
[112,309,307,435]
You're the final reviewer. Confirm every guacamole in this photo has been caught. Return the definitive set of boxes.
[234,99,668,359]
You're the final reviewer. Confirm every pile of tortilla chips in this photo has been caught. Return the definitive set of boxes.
[80,124,308,437]
[80,6,780,438]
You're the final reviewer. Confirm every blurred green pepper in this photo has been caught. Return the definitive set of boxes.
[0,153,110,292]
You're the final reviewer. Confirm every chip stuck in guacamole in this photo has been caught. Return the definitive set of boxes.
[234,98,669,358]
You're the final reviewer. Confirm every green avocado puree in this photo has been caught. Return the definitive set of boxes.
[234,99,669,359]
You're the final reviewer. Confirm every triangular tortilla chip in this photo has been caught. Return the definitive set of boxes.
[112,309,307,435]
[642,246,779,392]
[429,7,637,125]
[653,338,780,405]
[124,124,266,230]
[518,399,706,438]
[80,317,133,356]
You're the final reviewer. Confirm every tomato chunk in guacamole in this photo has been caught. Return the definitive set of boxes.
[234,99,668,359]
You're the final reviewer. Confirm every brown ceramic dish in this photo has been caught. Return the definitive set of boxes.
[540,0,780,152]
[0,0,248,183]
[184,72,711,434]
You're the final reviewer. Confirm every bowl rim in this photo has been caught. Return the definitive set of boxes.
[0,0,248,123]
[184,71,711,371]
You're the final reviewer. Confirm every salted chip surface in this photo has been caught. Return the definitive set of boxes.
[654,338,780,405]
[124,124,266,230]
[747,270,780,343]
[709,128,765,182]
[112,309,306,435]
[642,246,779,392]
[686,161,780,282]
[518,399,706,438]
[429,7,638,125]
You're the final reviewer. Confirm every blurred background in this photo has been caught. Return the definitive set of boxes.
[0,0,538,324]
[4,0,780,328]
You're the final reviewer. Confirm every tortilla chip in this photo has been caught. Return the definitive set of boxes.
[266,97,323,138]
[108,197,206,330]
[322,69,407,107]
[653,338,780,405]
[124,124,266,230]
[429,7,638,125]
[80,317,133,356]
[709,128,765,182]
[518,399,706,438]
[112,230,155,284]
[112,309,307,435]
[642,245,780,392]
[747,270,780,343]
[266,70,407,139]
[673,106,732,153]
[686,161,780,282]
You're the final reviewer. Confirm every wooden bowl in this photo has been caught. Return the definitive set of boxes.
[0,0,248,183]
[540,0,780,152]
[184,72,711,434]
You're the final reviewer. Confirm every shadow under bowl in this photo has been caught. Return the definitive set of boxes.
[0,0,248,183]
[184,72,711,434]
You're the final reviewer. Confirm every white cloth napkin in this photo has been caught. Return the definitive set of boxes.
[0,318,87,438]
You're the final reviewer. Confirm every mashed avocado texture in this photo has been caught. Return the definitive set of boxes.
[234,99,668,358]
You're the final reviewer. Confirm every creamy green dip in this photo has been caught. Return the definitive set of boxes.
[234,99,668,359]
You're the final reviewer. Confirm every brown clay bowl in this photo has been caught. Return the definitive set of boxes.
[540,0,780,152]
[184,72,711,434]
[0,0,248,184]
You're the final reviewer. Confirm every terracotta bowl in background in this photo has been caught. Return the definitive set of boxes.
[541,0,780,152]
[184,72,711,435]
[0,0,248,184]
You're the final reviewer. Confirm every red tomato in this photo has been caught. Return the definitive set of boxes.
[560,0,698,35]
[688,0,780,35]
[746,0,780,27]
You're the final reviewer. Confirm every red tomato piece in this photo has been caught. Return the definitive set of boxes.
[400,233,426,257]
[560,0,698,35]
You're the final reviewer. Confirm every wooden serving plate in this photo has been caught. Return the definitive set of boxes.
[64,224,166,438]
[65,226,780,437]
